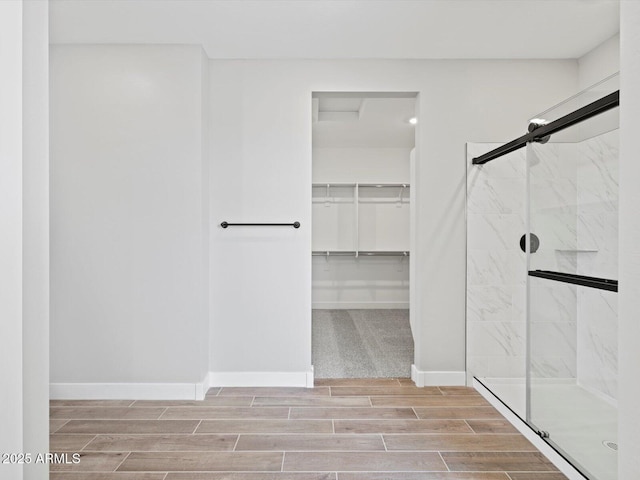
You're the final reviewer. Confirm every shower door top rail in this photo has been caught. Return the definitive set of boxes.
[472,90,619,165]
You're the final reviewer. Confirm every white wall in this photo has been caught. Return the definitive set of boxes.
[208,61,313,385]
[50,45,210,398]
[618,2,640,478]
[0,3,25,477]
[21,1,49,477]
[578,34,620,90]
[0,1,49,479]
[313,148,410,183]
[208,59,577,385]
[199,49,211,387]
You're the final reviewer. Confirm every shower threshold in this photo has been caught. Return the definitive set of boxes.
[474,377,617,480]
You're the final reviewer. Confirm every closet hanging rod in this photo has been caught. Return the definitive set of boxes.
[221,221,300,229]
[529,270,617,292]
[472,90,619,165]
[359,183,409,188]
[360,251,409,256]
[312,251,356,256]
[312,251,409,257]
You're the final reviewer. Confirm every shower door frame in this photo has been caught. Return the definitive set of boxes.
[470,85,620,480]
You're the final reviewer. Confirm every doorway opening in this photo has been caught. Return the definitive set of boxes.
[311,92,417,379]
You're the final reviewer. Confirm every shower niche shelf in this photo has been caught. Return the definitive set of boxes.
[554,249,599,252]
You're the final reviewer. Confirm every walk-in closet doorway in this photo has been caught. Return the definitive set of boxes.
[311,92,417,379]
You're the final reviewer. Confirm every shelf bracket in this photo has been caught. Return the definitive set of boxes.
[397,184,407,207]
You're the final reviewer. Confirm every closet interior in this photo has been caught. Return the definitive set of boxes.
[311,92,416,379]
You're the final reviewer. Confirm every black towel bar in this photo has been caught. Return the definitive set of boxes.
[220,221,300,229]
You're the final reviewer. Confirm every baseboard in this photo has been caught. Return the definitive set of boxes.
[50,379,207,400]
[50,370,314,400]
[411,365,466,387]
[312,302,410,309]
[474,378,588,480]
[195,372,213,400]
[209,369,315,388]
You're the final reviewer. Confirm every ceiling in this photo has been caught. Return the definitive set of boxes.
[313,95,416,148]
[50,0,620,60]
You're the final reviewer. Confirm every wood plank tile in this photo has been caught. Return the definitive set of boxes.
[58,420,199,435]
[118,452,283,472]
[371,395,490,407]
[335,419,472,434]
[331,386,441,396]
[414,407,503,420]
[290,407,416,420]
[284,451,446,471]
[132,397,253,407]
[166,474,336,480]
[441,452,559,472]
[50,407,165,420]
[196,419,333,434]
[51,400,135,407]
[438,386,481,395]
[161,407,289,420]
[253,396,371,407]
[383,434,536,451]
[397,378,416,386]
[506,474,568,480]
[218,387,330,397]
[205,388,222,396]
[466,419,519,434]
[50,419,69,433]
[338,474,509,480]
[50,434,96,451]
[315,378,403,387]
[51,474,167,480]
[235,434,385,451]
[84,434,238,452]
[50,452,128,472]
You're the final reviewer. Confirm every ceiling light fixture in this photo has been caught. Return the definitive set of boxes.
[408,117,417,125]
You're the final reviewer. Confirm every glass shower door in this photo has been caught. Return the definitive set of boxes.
[526,77,619,480]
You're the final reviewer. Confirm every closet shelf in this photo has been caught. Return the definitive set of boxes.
[312,250,409,257]
[312,183,410,188]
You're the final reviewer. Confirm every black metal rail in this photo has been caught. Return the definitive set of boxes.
[472,90,620,165]
[220,221,300,229]
[529,270,618,292]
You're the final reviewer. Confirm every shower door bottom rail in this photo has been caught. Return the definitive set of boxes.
[528,270,618,292]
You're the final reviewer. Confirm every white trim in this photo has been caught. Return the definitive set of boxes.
[306,365,315,388]
[50,369,315,400]
[209,370,315,388]
[312,302,410,309]
[50,382,203,400]
[195,372,213,400]
[411,365,466,386]
[411,364,424,387]
[474,378,588,480]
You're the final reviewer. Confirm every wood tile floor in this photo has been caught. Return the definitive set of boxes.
[49,378,568,480]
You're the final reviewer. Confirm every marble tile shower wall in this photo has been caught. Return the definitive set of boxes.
[466,143,527,384]
[529,142,579,380]
[576,129,619,403]
[467,131,619,404]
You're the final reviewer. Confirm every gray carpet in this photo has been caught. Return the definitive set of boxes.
[312,309,413,379]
